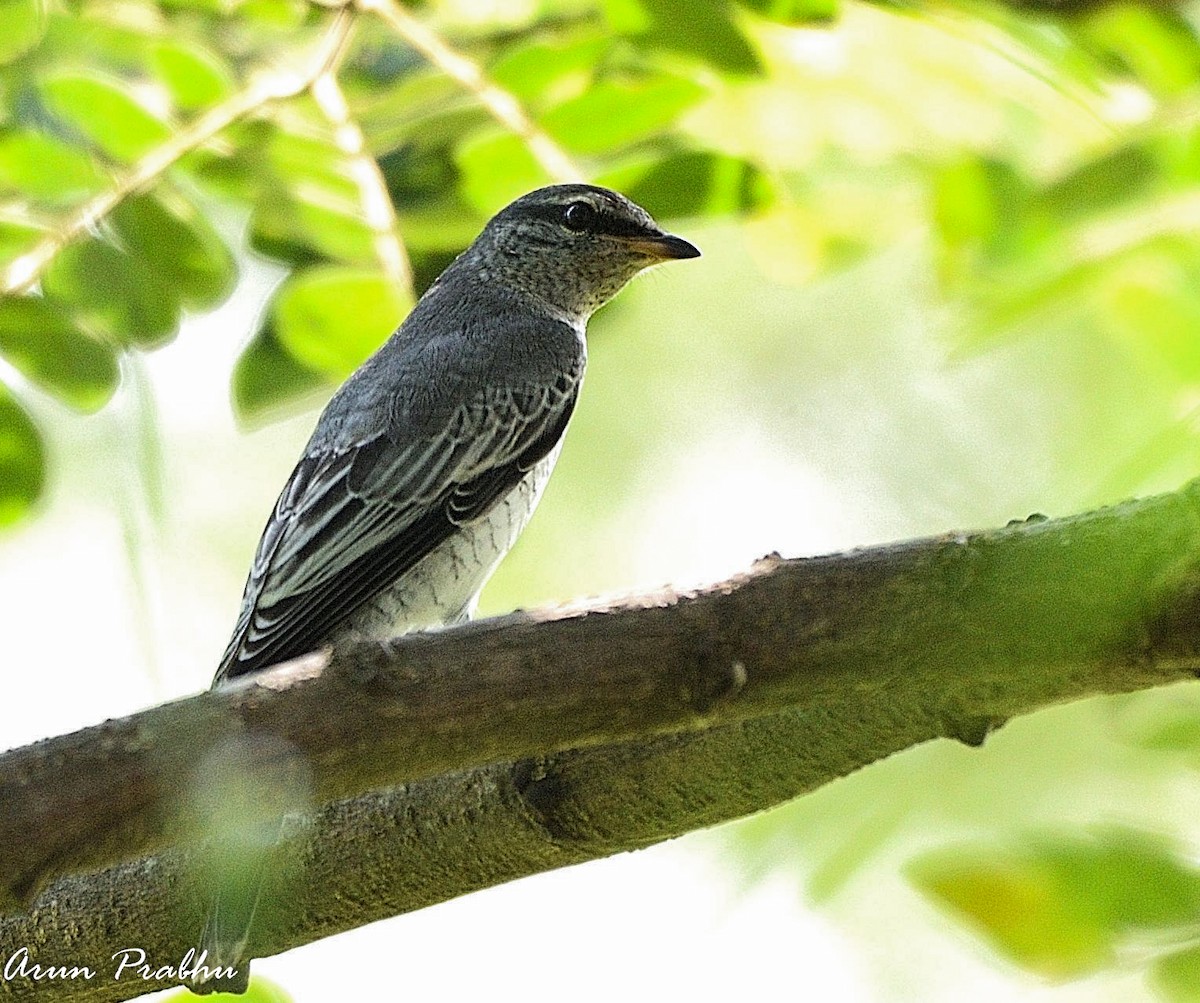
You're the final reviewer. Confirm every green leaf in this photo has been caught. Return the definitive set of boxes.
[360,69,487,155]
[600,150,773,219]
[248,124,379,266]
[1102,252,1200,382]
[238,0,308,26]
[40,71,172,163]
[1035,145,1161,226]
[112,190,237,310]
[600,0,651,33]
[271,266,412,379]
[1130,709,1200,752]
[932,157,1029,257]
[909,848,1114,977]
[633,0,761,74]
[43,238,179,347]
[1153,943,1200,1003]
[250,198,378,267]
[1085,7,1200,97]
[489,36,609,106]
[541,76,706,154]
[232,321,327,426]
[0,217,45,263]
[0,296,119,411]
[0,386,44,528]
[735,0,839,24]
[0,129,105,203]
[910,829,1200,979]
[0,0,46,65]
[377,143,460,208]
[455,130,551,214]
[149,39,235,112]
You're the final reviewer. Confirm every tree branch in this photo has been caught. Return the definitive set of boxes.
[0,8,355,297]
[309,43,415,295]
[3,481,1200,1000]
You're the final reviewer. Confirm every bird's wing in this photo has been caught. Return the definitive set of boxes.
[215,368,580,682]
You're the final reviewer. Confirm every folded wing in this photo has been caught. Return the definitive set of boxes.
[215,368,580,682]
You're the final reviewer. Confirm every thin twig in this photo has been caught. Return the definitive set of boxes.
[310,69,415,293]
[356,0,583,184]
[0,8,356,297]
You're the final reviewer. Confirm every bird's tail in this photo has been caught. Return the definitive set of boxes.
[190,818,281,995]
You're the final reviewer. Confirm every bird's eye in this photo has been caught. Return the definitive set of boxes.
[563,201,596,233]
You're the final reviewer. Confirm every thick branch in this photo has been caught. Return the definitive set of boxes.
[3,482,1200,1000]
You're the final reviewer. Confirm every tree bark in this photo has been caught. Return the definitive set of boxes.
[2,481,1200,1001]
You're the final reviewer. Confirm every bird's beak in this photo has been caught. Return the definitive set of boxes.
[625,233,701,261]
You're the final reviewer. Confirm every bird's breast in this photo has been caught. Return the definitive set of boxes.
[331,444,562,644]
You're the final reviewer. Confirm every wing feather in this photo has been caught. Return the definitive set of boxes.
[216,370,580,682]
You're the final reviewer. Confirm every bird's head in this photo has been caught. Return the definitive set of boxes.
[468,184,700,323]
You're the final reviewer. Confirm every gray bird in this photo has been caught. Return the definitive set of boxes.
[214,183,698,683]
[195,184,698,992]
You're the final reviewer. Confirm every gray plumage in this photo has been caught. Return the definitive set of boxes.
[195,185,697,993]
[214,183,698,683]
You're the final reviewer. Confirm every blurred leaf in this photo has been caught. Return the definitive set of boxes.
[0,129,105,203]
[600,150,773,218]
[238,0,308,26]
[630,0,761,74]
[391,196,483,251]
[1154,943,1200,1003]
[112,189,237,310]
[271,266,411,379]
[1131,709,1200,753]
[735,0,839,24]
[248,123,378,266]
[184,120,267,202]
[38,7,150,67]
[0,296,119,411]
[232,320,327,426]
[541,76,706,154]
[39,71,172,163]
[1102,251,1200,382]
[43,238,179,347]
[377,143,460,207]
[250,197,377,267]
[932,156,1030,264]
[455,130,551,214]
[953,260,1093,347]
[911,850,1113,977]
[0,217,45,262]
[1085,7,1200,97]
[1034,145,1160,226]
[600,0,651,33]
[149,39,236,112]
[910,829,1200,978]
[489,36,609,105]
[0,385,43,528]
[0,0,46,65]
[265,123,352,183]
[155,0,227,12]
[359,69,484,155]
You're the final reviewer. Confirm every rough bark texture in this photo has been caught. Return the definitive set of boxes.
[3,481,1200,1001]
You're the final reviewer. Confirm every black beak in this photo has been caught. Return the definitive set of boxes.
[626,233,702,261]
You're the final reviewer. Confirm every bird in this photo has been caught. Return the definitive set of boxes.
[194,183,699,992]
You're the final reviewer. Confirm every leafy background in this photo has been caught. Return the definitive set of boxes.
[2,0,1200,999]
